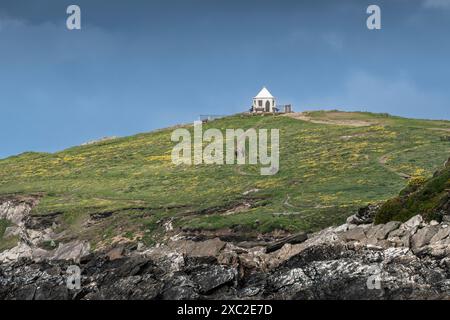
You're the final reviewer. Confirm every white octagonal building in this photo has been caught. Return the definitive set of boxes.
[252,87,276,113]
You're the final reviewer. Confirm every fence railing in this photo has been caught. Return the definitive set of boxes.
[199,115,226,122]
[276,105,293,113]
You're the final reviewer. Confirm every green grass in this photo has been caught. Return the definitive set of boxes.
[0,219,18,253]
[0,219,10,239]
[0,110,449,245]
[0,236,19,253]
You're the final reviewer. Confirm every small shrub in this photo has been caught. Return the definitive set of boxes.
[39,240,59,250]
[375,167,450,224]
[374,197,404,224]
[400,175,427,196]
[0,219,11,239]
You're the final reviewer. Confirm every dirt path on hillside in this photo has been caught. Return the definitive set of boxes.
[235,165,252,176]
[283,194,295,208]
[428,127,450,132]
[285,113,375,127]
[377,151,413,179]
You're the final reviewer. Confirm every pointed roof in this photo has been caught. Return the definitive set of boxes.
[254,87,274,99]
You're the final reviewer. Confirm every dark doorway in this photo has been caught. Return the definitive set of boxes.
[265,100,270,112]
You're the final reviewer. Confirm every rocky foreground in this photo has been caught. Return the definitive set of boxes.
[1,197,450,299]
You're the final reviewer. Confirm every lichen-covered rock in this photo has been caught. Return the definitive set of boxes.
[0,243,32,263]
[50,241,91,263]
[402,215,424,231]
[374,221,401,240]
[411,226,440,251]
[0,195,59,263]
[430,226,450,244]
[340,226,367,242]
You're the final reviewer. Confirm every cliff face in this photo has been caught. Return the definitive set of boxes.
[0,195,90,264]
[1,211,449,300]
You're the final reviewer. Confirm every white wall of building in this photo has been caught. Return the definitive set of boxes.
[252,87,276,112]
[252,97,276,112]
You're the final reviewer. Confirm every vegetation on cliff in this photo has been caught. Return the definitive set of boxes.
[375,161,450,224]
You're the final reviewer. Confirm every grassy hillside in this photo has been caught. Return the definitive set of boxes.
[1,111,449,247]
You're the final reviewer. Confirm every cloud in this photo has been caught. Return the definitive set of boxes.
[0,10,123,66]
[423,0,450,8]
[302,72,449,120]
[0,14,25,31]
[286,29,345,52]
[321,32,344,51]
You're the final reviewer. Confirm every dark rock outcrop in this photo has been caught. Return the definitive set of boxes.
[265,232,307,253]
[346,204,380,225]
[1,215,450,300]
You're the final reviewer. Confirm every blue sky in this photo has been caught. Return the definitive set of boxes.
[0,0,449,158]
